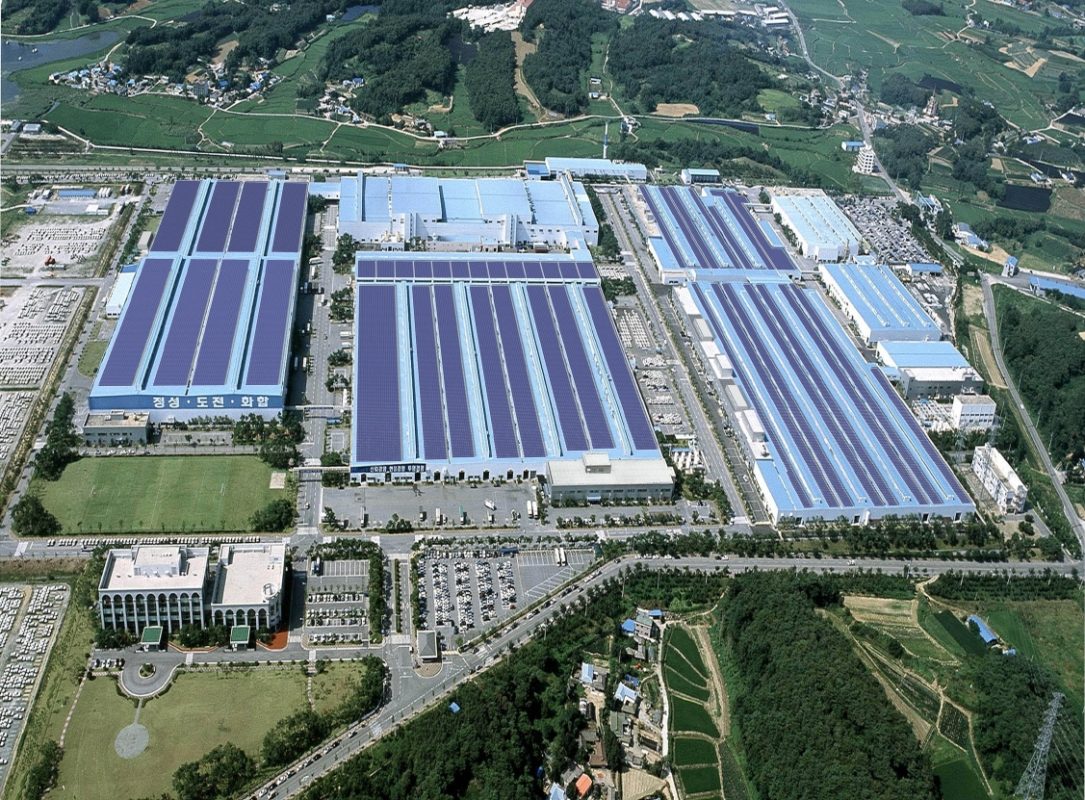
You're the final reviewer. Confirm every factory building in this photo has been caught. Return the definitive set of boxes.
[675,275,974,525]
[973,444,1027,514]
[81,410,150,446]
[537,157,648,182]
[770,190,861,261]
[209,543,287,629]
[876,341,984,399]
[822,263,942,344]
[105,264,137,318]
[545,452,674,503]
[98,543,288,635]
[637,186,799,282]
[951,395,997,432]
[680,168,721,185]
[98,545,210,633]
[89,179,306,421]
[335,173,598,250]
[350,251,671,500]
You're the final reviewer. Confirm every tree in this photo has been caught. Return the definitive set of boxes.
[262,709,330,766]
[12,494,61,537]
[465,32,522,130]
[251,498,296,532]
[173,743,254,800]
[602,725,623,769]
[36,392,80,480]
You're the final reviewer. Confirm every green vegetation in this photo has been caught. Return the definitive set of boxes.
[719,572,937,800]
[35,392,80,481]
[679,764,722,795]
[77,340,108,378]
[672,736,717,767]
[929,609,988,657]
[670,695,720,738]
[465,32,521,131]
[664,665,711,702]
[521,0,612,115]
[11,494,62,537]
[173,743,254,800]
[34,455,285,533]
[250,498,296,532]
[21,741,62,800]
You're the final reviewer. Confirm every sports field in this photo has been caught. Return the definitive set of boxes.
[36,455,284,533]
[52,670,308,800]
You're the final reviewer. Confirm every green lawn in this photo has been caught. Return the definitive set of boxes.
[922,609,987,658]
[932,756,988,800]
[311,662,368,715]
[36,456,285,534]
[672,735,718,767]
[52,670,308,800]
[77,340,108,378]
[670,695,719,738]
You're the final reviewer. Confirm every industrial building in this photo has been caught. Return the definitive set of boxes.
[105,264,137,318]
[534,157,648,182]
[1029,274,1085,302]
[81,410,150,446]
[680,168,721,185]
[350,251,671,499]
[770,190,861,261]
[876,341,984,399]
[209,543,286,629]
[951,395,997,432]
[676,275,974,525]
[973,444,1027,513]
[89,179,306,421]
[822,263,942,344]
[99,543,287,634]
[638,186,799,282]
[545,452,674,503]
[334,173,598,249]
[98,545,210,633]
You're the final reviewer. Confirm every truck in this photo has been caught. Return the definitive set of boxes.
[301,357,309,372]
[435,508,442,525]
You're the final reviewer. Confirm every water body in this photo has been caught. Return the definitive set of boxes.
[1,31,120,107]
[340,4,380,22]
[998,184,1052,213]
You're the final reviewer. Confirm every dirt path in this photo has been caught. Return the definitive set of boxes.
[511,32,546,121]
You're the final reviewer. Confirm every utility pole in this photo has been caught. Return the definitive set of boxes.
[1013,691,1064,800]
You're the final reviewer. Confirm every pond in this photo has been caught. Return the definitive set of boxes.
[340,4,380,22]
[1,31,121,107]
[998,183,1052,213]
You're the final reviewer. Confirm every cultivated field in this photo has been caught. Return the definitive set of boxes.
[35,455,285,533]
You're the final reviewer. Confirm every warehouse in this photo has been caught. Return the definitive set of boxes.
[821,263,942,344]
[350,251,671,498]
[770,190,861,261]
[677,276,974,524]
[89,179,306,420]
[876,341,983,398]
[680,168,721,185]
[337,173,598,249]
[541,157,648,182]
[638,186,799,282]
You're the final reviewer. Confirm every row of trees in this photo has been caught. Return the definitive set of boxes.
[232,413,303,469]
[608,17,771,117]
[521,0,612,115]
[464,33,522,132]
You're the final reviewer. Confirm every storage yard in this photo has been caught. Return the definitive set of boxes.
[0,584,69,788]
[88,179,306,420]
[678,278,975,524]
[0,216,115,278]
[636,186,799,281]
[351,252,667,488]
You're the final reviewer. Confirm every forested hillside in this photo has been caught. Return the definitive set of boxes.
[521,0,613,115]
[719,572,938,800]
[465,33,522,131]
[608,17,772,117]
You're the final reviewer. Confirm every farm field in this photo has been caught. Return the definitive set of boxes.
[35,455,285,534]
[52,670,309,800]
[670,694,719,738]
[671,736,717,767]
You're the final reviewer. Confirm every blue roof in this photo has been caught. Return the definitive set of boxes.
[821,263,941,341]
[907,262,943,274]
[689,278,974,523]
[543,157,647,180]
[876,340,969,370]
[967,615,999,644]
[645,609,663,618]
[58,188,96,198]
[449,701,461,713]
[580,663,595,684]
[549,784,568,800]
[350,252,661,475]
[621,618,637,634]
[1030,275,1085,301]
[89,180,304,416]
[614,683,638,703]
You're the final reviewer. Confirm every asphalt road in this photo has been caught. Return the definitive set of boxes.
[980,274,1085,549]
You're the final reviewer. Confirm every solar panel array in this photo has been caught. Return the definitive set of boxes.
[352,257,657,469]
[640,186,796,274]
[691,280,973,520]
[92,180,305,409]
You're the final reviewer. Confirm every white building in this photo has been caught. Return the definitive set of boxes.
[824,264,942,344]
[770,190,861,261]
[98,546,210,633]
[209,543,287,629]
[105,267,137,318]
[973,444,1027,513]
[545,452,674,503]
[680,168,721,185]
[853,145,877,175]
[951,395,996,432]
[82,410,150,446]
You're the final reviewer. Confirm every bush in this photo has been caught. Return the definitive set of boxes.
[23,740,62,800]
[11,494,61,537]
[251,498,296,532]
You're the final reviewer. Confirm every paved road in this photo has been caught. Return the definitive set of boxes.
[980,274,1085,549]
[248,552,1079,799]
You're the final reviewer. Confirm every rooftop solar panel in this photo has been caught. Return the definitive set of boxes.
[434,261,452,280]
[98,258,175,387]
[547,287,613,450]
[195,181,241,253]
[469,262,487,280]
[451,262,469,280]
[582,287,658,451]
[576,261,597,280]
[525,262,544,280]
[470,286,519,459]
[244,259,295,386]
[434,285,475,458]
[411,286,448,461]
[191,259,249,386]
[356,285,402,461]
[358,260,377,280]
[414,261,433,280]
[227,182,268,253]
[505,261,526,280]
[150,181,200,253]
[376,261,396,280]
[271,182,307,253]
[527,286,587,452]
[152,259,217,387]
[490,285,546,458]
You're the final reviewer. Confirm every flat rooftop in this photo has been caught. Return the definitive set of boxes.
[351,251,659,475]
[822,263,941,340]
[771,191,861,249]
[687,278,974,521]
[639,186,797,276]
[90,179,304,413]
[99,546,209,593]
[877,340,970,370]
[212,543,286,607]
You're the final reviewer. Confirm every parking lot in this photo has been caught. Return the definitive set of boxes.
[0,584,69,784]
[305,558,370,646]
[416,546,595,641]
[837,196,932,264]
